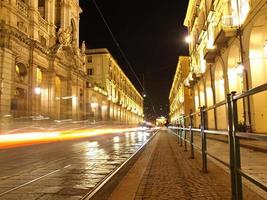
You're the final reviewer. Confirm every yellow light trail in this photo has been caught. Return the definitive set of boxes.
[0,127,142,149]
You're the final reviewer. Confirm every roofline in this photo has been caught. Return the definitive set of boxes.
[86,48,144,101]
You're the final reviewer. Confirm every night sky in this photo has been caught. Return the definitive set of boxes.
[79,0,189,121]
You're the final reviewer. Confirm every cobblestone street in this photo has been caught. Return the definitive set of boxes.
[134,130,231,200]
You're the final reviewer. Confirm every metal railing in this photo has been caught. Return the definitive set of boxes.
[170,83,267,200]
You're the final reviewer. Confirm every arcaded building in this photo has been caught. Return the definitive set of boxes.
[169,56,193,125]
[184,0,267,132]
[0,0,89,120]
[85,48,144,124]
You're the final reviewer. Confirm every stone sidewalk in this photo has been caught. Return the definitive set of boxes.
[109,129,265,200]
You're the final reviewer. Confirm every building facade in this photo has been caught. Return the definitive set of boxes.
[85,48,144,124]
[169,56,193,125]
[0,0,90,121]
[183,0,267,132]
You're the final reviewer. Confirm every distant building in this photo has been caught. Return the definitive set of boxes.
[169,56,193,125]
[184,0,267,132]
[156,116,167,126]
[85,48,144,124]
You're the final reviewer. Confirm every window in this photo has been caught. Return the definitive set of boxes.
[87,68,93,76]
[36,67,42,84]
[38,0,45,19]
[88,56,92,63]
[15,63,27,82]
[54,0,61,27]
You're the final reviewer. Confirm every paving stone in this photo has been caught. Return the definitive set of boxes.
[134,130,231,200]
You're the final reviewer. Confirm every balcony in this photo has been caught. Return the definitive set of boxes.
[204,46,219,63]
[16,0,28,18]
[213,15,237,48]
[38,15,49,32]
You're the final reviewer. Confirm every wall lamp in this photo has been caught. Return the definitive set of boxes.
[264,40,267,57]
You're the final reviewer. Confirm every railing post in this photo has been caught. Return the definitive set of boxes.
[183,116,187,152]
[179,118,183,147]
[176,121,179,144]
[228,92,243,200]
[231,92,243,199]
[200,106,207,173]
[189,111,194,159]
[227,94,237,199]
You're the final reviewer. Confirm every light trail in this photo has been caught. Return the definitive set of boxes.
[0,127,146,149]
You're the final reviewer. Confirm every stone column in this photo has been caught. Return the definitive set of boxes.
[47,0,56,37]
[46,70,57,119]
[40,70,49,116]
[30,64,39,116]
[106,101,110,121]
[28,0,39,40]
[0,49,14,118]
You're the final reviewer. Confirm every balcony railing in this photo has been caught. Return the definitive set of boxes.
[16,0,28,17]
[169,82,267,199]
[38,14,49,32]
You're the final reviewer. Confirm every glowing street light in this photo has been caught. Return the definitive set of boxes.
[185,35,192,43]
[91,102,98,108]
[34,87,41,95]
[236,63,244,77]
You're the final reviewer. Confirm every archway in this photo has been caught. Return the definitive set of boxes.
[214,61,227,130]
[12,63,28,117]
[227,44,244,124]
[11,87,27,118]
[249,13,267,132]
[205,69,215,129]
[193,84,200,127]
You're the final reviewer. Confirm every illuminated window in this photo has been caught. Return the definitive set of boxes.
[87,68,93,76]
[231,0,250,26]
[36,67,42,84]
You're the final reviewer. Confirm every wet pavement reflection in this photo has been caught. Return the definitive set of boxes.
[0,130,154,200]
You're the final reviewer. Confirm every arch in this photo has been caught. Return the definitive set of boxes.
[193,84,200,127]
[248,12,267,132]
[205,68,215,129]
[227,44,243,93]
[227,44,245,124]
[214,61,227,130]
[199,79,205,107]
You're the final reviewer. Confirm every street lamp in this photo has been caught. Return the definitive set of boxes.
[185,35,192,43]
[34,87,41,95]
[236,62,244,77]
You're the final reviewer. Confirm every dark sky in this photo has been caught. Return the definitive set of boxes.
[79,0,189,120]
